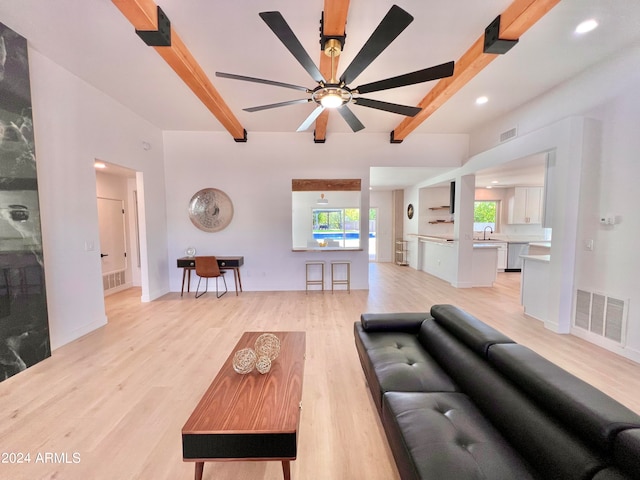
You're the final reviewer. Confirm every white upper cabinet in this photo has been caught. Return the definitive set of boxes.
[508,187,543,224]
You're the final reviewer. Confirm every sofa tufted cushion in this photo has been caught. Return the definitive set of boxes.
[354,322,458,413]
[429,305,514,356]
[419,319,605,480]
[488,344,640,451]
[382,391,537,480]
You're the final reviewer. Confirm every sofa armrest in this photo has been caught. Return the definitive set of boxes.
[613,429,640,479]
[360,312,431,333]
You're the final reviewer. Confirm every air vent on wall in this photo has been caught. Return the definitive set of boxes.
[499,126,518,143]
[574,289,628,344]
[103,270,126,292]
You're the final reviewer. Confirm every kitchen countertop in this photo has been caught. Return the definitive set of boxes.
[413,235,453,243]
[473,243,502,248]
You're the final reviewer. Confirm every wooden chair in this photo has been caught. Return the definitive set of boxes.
[195,256,227,298]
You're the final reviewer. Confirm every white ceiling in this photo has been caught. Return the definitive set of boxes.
[2,0,640,185]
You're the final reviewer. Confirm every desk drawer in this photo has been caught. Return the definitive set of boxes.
[218,258,244,268]
[177,259,196,268]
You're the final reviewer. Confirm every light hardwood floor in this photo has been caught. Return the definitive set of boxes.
[1,264,639,480]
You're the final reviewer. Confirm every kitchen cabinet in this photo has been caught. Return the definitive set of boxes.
[508,187,543,224]
[474,241,507,271]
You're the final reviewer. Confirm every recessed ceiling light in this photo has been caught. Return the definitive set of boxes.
[475,96,489,105]
[486,185,493,189]
[575,19,598,34]
[491,180,499,184]
[94,162,106,169]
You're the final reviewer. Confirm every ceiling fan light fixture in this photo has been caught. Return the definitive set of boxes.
[320,92,344,109]
[313,85,351,109]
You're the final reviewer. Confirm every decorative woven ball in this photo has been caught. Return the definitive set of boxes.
[254,333,281,361]
[256,355,272,374]
[232,348,257,374]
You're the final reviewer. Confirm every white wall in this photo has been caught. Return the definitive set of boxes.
[29,50,168,349]
[419,187,453,237]
[572,85,640,361]
[163,131,467,291]
[464,46,640,362]
[468,44,640,157]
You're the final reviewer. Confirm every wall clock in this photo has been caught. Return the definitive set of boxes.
[188,188,234,232]
[407,204,414,219]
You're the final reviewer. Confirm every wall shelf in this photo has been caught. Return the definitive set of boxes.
[428,221,454,224]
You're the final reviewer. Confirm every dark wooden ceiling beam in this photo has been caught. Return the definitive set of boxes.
[391,0,561,142]
[313,0,351,143]
[112,0,247,141]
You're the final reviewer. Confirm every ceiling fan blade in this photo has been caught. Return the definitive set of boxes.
[337,105,365,132]
[354,61,455,94]
[216,72,310,92]
[353,97,421,117]
[259,11,326,84]
[339,5,414,85]
[243,98,312,113]
[296,105,325,132]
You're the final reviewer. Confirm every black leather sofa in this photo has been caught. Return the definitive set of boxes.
[354,304,640,480]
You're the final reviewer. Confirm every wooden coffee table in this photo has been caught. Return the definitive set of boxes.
[182,331,306,480]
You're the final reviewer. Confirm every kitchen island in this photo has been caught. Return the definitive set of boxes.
[413,235,499,287]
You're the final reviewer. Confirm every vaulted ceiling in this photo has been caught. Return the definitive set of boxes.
[1,0,640,143]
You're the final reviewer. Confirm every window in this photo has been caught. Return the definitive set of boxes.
[312,208,360,247]
[474,201,498,232]
[291,179,361,250]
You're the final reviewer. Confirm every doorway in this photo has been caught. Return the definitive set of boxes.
[369,208,378,261]
[95,162,141,298]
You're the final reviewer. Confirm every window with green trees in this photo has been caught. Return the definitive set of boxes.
[312,208,360,247]
[474,201,498,232]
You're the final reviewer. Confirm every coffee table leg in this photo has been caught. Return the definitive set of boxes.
[282,460,291,480]
[194,462,204,480]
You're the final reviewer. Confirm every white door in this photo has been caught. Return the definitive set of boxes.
[97,198,127,275]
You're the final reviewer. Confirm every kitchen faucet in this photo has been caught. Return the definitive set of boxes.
[483,226,493,240]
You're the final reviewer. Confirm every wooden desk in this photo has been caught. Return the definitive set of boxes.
[182,331,306,480]
[178,256,244,296]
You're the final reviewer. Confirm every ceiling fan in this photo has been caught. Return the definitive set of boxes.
[216,5,455,133]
